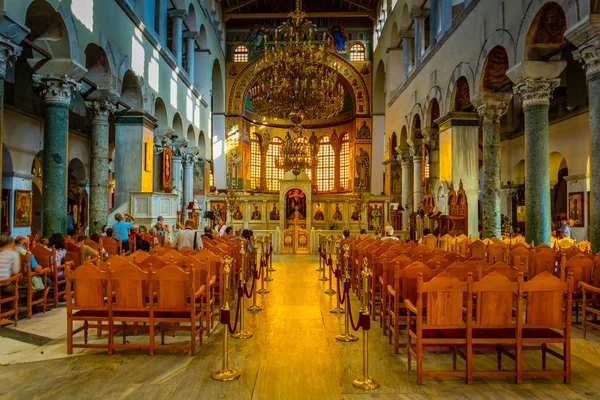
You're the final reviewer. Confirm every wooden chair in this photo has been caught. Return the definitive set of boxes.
[487,242,508,264]
[160,249,184,263]
[530,251,560,278]
[406,271,471,384]
[31,246,69,308]
[469,272,520,383]
[468,240,487,259]
[508,246,532,276]
[178,246,197,256]
[19,251,50,319]
[580,281,600,339]
[437,234,452,251]
[421,234,437,249]
[197,250,218,328]
[388,261,436,354]
[518,271,573,383]
[0,273,22,327]
[444,251,467,263]
[481,262,522,282]
[456,237,469,257]
[445,261,478,282]
[126,250,150,264]
[66,263,110,354]
[465,258,490,279]
[180,255,211,336]
[135,255,167,271]
[562,254,594,323]
[151,264,203,355]
[425,255,451,270]
[103,237,120,257]
[108,264,153,355]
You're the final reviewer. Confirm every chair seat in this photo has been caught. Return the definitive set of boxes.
[73,310,109,318]
[472,328,515,339]
[522,328,564,339]
[421,328,466,339]
[113,310,150,319]
[155,311,193,319]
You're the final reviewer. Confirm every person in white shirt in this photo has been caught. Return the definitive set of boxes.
[172,219,203,250]
[0,235,22,294]
[380,226,399,241]
[216,218,227,237]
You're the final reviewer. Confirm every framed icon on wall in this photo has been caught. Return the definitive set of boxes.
[14,190,32,227]
[568,192,584,227]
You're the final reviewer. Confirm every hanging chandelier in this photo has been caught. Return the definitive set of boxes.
[249,0,345,127]
[276,130,318,176]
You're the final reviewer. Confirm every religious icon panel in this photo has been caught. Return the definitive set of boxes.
[568,192,584,227]
[268,202,280,221]
[14,190,32,227]
[233,205,244,221]
[330,203,344,222]
[367,201,384,231]
[313,202,326,221]
[210,201,227,225]
[250,203,263,221]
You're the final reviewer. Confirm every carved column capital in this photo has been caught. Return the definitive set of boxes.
[573,37,600,78]
[183,152,199,166]
[398,149,412,165]
[421,127,439,151]
[168,9,187,20]
[0,37,21,79]
[512,78,560,107]
[472,92,512,124]
[85,100,116,123]
[33,74,81,105]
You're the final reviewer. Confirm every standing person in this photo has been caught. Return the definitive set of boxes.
[172,219,203,250]
[380,226,399,241]
[560,219,572,239]
[154,216,169,236]
[0,235,22,295]
[66,211,75,236]
[113,213,137,253]
[215,218,227,237]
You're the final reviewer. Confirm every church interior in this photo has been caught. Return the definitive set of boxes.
[1,0,600,398]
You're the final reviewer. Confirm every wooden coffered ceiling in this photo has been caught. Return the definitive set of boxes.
[220,0,376,22]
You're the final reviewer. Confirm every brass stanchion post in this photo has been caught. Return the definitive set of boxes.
[267,232,275,272]
[325,240,338,295]
[336,243,358,342]
[352,257,379,390]
[319,236,332,282]
[248,238,262,312]
[330,243,346,314]
[317,234,324,272]
[232,243,253,339]
[257,236,269,294]
[211,256,241,381]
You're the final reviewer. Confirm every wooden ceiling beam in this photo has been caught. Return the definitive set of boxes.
[342,0,371,11]
[223,11,375,21]
[223,0,260,13]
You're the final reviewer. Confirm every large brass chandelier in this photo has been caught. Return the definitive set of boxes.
[276,130,318,175]
[250,0,345,127]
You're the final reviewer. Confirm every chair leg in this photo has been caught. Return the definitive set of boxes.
[467,342,473,385]
[394,318,400,354]
[190,320,196,356]
[149,319,154,356]
[516,342,522,384]
[417,340,423,385]
[564,340,571,384]
[407,331,412,371]
[67,317,73,354]
[541,343,547,370]
[27,290,32,319]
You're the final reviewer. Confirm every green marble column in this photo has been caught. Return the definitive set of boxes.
[86,101,115,234]
[34,75,80,237]
[574,39,600,253]
[513,79,559,245]
[473,93,511,239]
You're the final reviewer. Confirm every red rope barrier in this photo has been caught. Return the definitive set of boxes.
[227,286,243,334]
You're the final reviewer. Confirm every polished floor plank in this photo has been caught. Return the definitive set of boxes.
[1,254,600,399]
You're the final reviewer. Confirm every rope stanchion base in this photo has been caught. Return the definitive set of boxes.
[231,330,253,339]
[211,368,241,382]
[247,304,262,312]
[257,287,270,294]
[352,376,379,390]
[318,275,329,282]
[329,306,345,314]
[264,275,273,282]
[324,287,336,295]
[335,332,358,342]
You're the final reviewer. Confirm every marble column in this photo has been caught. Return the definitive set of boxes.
[440,0,452,34]
[573,38,600,252]
[182,152,198,219]
[508,61,564,245]
[184,31,197,85]
[411,9,428,65]
[86,100,115,234]
[399,150,413,228]
[156,0,168,46]
[429,0,439,48]
[0,16,28,199]
[168,9,187,66]
[472,92,512,239]
[401,31,414,81]
[171,144,185,212]
[422,127,439,190]
[33,75,81,237]
[410,141,423,211]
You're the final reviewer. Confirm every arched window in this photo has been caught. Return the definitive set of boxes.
[250,133,261,190]
[349,42,366,61]
[233,44,248,62]
[266,137,284,191]
[297,137,312,181]
[340,134,349,191]
[317,136,335,192]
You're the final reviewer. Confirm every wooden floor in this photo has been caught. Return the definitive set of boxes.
[2,254,600,399]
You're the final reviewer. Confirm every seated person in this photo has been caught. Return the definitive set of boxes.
[342,229,351,239]
[48,233,68,273]
[380,226,399,241]
[76,234,99,261]
[129,225,150,252]
[14,235,47,292]
[0,235,22,295]
[89,233,109,258]
[221,226,234,241]
[418,228,431,244]
[105,228,114,238]
[201,226,214,240]
[154,216,169,235]
[146,227,160,246]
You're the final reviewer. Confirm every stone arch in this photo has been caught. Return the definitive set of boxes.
[474,30,516,94]
[198,24,208,49]
[410,113,422,141]
[212,58,225,114]
[516,0,579,63]
[68,157,87,185]
[549,151,568,184]
[399,125,409,147]
[425,87,443,127]
[445,63,475,114]
[198,130,207,160]
[407,103,423,139]
[186,124,195,146]
[390,21,400,47]
[373,59,386,114]
[173,112,184,140]
[25,0,84,76]
[84,43,115,92]
[2,143,13,176]
[450,76,474,112]
[186,3,199,32]
[390,131,399,158]
[120,70,143,110]
[154,97,169,135]
[400,3,411,30]
[478,45,512,94]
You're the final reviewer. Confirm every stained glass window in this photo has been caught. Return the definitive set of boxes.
[340,135,349,191]
[317,136,335,192]
[266,137,284,191]
[349,42,366,61]
[233,44,249,63]
[251,133,261,190]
